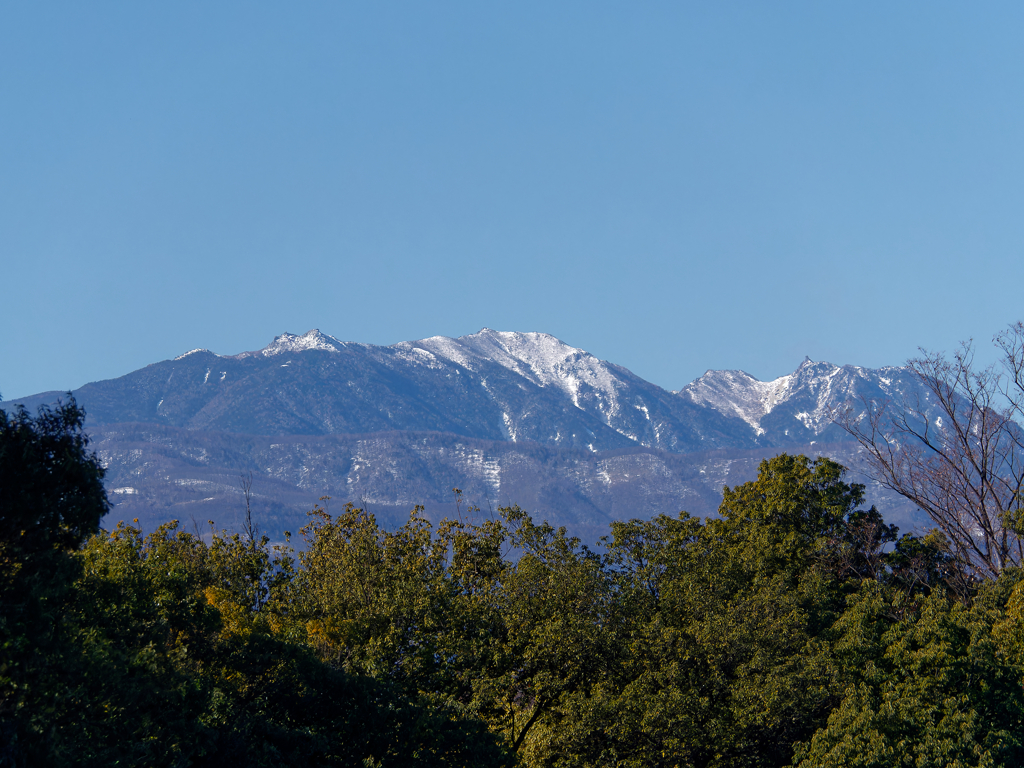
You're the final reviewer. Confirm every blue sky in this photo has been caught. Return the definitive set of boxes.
[3,2,1024,400]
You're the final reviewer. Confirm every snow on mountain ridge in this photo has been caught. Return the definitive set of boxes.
[160,329,914,448]
[239,329,346,358]
[170,328,628,424]
[174,349,212,361]
[679,368,794,436]
[679,358,911,438]
[404,329,625,413]
[392,328,639,443]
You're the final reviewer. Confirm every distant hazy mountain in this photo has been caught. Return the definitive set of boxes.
[88,422,918,545]
[3,329,931,539]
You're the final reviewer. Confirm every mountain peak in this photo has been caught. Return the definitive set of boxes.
[407,329,584,372]
[8,327,928,461]
[239,329,345,358]
[397,329,626,422]
[679,368,797,436]
[677,357,923,440]
[174,348,213,361]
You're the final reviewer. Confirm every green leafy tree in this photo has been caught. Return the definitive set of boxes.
[537,456,869,768]
[294,499,619,762]
[0,400,109,764]
[1,401,508,767]
[9,403,1024,768]
[793,575,1024,767]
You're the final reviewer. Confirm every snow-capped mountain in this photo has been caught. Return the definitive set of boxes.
[245,330,344,357]
[3,329,933,540]
[678,357,930,445]
[395,328,739,450]
[9,329,751,453]
[7,329,930,452]
[405,330,622,410]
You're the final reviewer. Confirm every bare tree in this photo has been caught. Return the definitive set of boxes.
[240,471,260,553]
[835,322,1024,579]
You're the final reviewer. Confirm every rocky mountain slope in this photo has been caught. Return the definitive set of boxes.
[89,422,919,545]
[678,357,933,445]
[8,329,758,451]
[4,329,932,539]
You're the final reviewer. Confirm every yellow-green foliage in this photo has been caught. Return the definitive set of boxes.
[4,402,1024,767]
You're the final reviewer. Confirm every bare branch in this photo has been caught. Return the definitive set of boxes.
[240,471,259,553]
[833,327,1024,580]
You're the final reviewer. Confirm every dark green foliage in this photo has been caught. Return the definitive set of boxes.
[0,402,508,768]
[547,456,856,768]
[792,577,1024,767]
[0,399,109,556]
[0,399,110,765]
[4,403,1024,767]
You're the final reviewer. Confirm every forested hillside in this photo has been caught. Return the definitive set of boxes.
[4,400,1024,767]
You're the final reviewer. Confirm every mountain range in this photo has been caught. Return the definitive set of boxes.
[3,329,932,541]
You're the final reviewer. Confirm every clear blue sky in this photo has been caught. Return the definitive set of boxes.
[3,2,1024,400]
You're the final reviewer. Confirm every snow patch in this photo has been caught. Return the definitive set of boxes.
[175,349,211,360]
[502,412,518,442]
[400,328,628,429]
[679,360,916,437]
[238,329,346,358]
[679,369,793,435]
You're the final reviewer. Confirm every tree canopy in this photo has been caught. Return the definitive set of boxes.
[4,399,1024,766]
